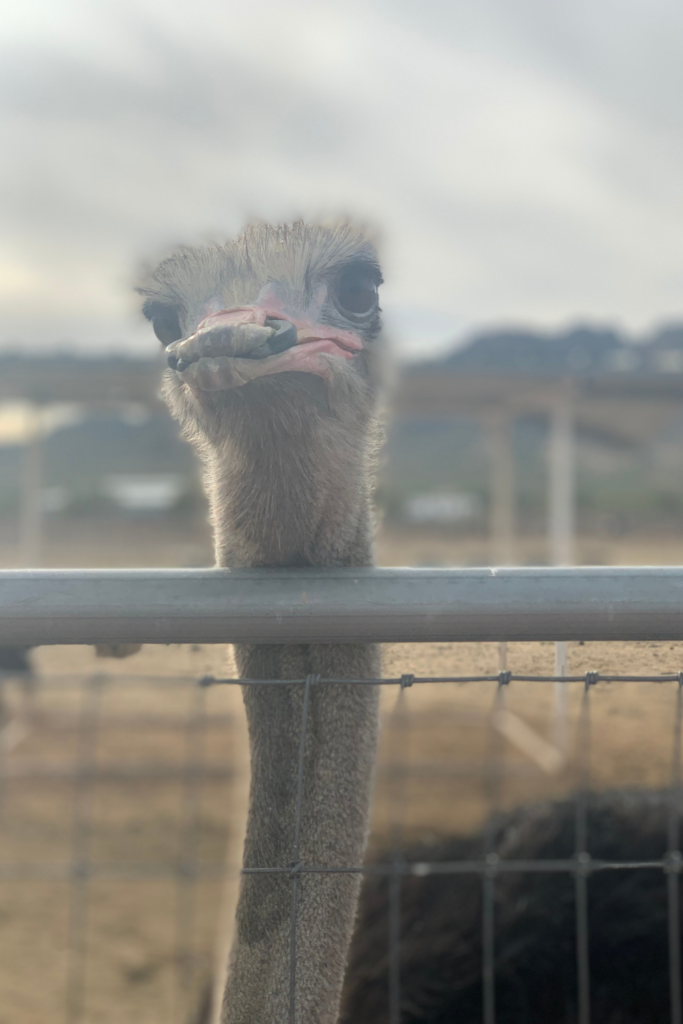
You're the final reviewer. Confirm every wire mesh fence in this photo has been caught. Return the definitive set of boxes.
[0,667,240,1024]
[1,655,683,1023]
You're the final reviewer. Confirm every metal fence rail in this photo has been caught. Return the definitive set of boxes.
[2,566,683,644]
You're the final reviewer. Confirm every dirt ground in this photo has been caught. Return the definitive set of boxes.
[4,516,683,570]
[1,520,683,1022]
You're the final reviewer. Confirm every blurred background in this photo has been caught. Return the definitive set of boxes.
[4,5,683,1022]
[3,0,683,571]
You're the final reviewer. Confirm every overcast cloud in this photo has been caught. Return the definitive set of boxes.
[2,0,683,358]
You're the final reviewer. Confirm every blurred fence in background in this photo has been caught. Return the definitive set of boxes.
[7,340,683,576]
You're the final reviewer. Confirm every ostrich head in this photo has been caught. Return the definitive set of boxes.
[137,221,383,425]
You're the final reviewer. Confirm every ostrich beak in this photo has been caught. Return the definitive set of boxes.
[166,304,364,390]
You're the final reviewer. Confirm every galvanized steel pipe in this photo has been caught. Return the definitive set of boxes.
[0,567,682,646]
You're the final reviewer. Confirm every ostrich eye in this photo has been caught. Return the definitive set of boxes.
[332,264,379,320]
[151,307,183,346]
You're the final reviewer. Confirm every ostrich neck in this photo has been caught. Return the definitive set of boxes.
[211,414,381,1024]
[208,408,376,570]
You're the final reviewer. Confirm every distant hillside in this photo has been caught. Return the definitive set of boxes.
[417,322,683,376]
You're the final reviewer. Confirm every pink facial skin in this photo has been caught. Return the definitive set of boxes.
[166,304,364,393]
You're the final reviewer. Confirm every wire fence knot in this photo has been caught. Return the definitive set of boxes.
[485,852,500,878]
[400,674,415,689]
[584,671,599,689]
[498,670,512,687]
[665,850,683,875]
[575,851,593,877]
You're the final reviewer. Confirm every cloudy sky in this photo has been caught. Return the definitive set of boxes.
[2,0,683,359]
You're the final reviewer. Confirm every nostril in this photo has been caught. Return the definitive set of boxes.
[167,353,179,370]
[264,317,298,354]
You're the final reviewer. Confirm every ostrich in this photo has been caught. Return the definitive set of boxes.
[138,221,384,1024]
[341,788,683,1024]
